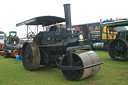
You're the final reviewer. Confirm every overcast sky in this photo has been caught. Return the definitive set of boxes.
[0,0,128,38]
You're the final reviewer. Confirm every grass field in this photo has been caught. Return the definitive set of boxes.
[0,51,128,85]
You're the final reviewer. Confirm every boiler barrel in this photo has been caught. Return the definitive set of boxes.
[93,42,105,50]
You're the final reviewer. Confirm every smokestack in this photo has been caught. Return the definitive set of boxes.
[63,4,72,28]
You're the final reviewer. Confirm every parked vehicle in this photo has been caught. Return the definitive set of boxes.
[3,31,22,59]
[73,21,117,50]
[0,31,6,51]
[100,18,128,61]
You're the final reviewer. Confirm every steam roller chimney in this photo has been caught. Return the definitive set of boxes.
[63,4,72,28]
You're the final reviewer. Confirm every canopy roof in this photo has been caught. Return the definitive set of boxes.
[16,16,65,27]
[9,31,17,33]
[100,20,128,27]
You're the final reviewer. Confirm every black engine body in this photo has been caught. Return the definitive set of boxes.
[33,27,85,65]
[33,27,82,46]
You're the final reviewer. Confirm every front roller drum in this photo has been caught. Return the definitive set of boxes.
[109,39,128,61]
[61,51,101,81]
[22,42,40,71]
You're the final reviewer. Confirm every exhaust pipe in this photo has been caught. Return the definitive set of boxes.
[63,4,72,28]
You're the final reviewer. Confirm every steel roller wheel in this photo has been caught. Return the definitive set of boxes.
[61,53,84,81]
[22,42,40,71]
[109,39,128,61]
[61,51,101,81]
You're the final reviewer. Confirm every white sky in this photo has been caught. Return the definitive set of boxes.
[0,0,128,38]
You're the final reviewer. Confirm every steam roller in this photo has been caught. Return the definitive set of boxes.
[17,4,102,81]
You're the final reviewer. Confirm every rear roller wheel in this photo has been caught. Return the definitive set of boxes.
[22,42,40,71]
[109,39,128,61]
[61,51,101,81]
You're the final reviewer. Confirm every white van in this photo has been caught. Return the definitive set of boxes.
[0,34,5,44]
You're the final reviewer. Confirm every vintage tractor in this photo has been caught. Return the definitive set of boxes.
[7,31,19,44]
[100,19,128,61]
[4,31,22,58]
[16,4,102,81]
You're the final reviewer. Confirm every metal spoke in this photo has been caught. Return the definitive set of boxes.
[109,39,128,61]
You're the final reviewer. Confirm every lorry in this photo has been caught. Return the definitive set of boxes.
[73,21,117,50]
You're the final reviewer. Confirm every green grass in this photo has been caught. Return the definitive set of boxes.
[0,51,128,85]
